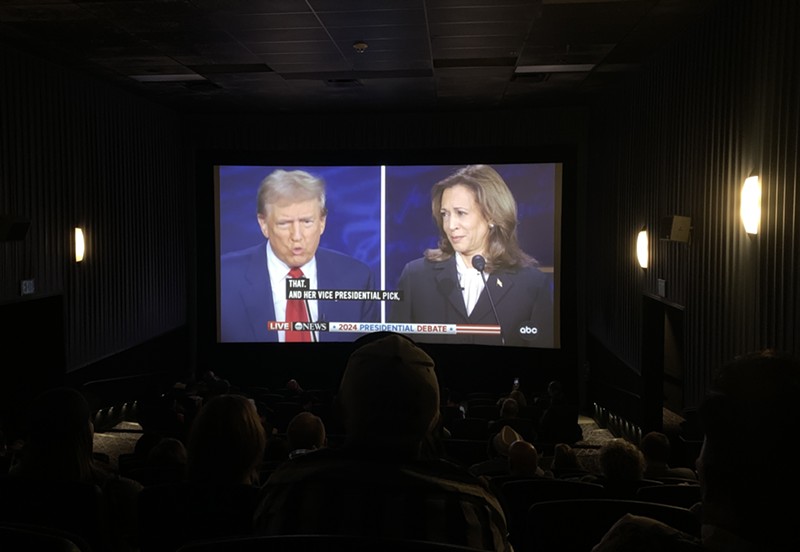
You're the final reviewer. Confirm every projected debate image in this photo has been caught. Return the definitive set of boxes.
[216,162,560,348]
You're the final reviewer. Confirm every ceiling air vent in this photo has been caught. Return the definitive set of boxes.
[182,81,221,92]
[325,78,363,88]
[512,73,550,83]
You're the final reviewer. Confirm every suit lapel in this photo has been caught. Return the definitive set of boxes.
[435,258,468,319]
[470,271,513,322]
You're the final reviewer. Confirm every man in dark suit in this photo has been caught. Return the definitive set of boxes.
[219,169,378,342]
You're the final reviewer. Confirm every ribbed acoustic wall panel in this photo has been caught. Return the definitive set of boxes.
[586,0,799,407]
[0,46,186,371]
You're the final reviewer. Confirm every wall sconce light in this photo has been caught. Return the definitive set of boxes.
[741,174,761,235]
[74,227,85,262]
[636,228,648,269]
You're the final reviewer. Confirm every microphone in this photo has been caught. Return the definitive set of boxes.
[303,298,318,343]
[472,255,505,345]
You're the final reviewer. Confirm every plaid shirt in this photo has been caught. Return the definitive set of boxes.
[253,447,512,551]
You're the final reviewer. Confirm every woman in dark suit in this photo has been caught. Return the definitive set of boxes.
[389,164,553,347]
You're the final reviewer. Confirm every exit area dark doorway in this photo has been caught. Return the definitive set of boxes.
[641,294,685,433]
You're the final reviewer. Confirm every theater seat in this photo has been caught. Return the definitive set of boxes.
[0,475,108,552]
[176,534,489,552]
[526,498,701,552]
[442,439,490,467]
[497,479,606,549]
[636,483,702,509]
[137,481,260,552]
[0,522,90,552]
[448,418,489,440]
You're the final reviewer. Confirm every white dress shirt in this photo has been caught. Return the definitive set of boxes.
[456,253,485,317]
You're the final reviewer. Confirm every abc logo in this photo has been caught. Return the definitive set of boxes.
[518,321,539,341]
[293,322,304,331]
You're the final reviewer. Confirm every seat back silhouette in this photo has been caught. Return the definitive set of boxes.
[448,418,489,440]
[0,475,108,552]
[127,464,186,487]
[636,483,701,509]
[440,406,464,429]
[598,477,665,499]
[466,404,500,421]
[137,481,260,552]
[176,534,489,552]
[0,521,91,552]
[498,478,606,549]
[526,498,701,552]
[442,439,490,467]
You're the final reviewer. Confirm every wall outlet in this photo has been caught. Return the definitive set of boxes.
[20,279,35,295]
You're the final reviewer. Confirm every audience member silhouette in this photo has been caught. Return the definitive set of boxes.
[550,442,589,478]
[285,411,327,460]
[136,436,187,485]
[137,393,267,552]
[537,380,583,445]
[253,331,512,551]
[640,430,697,481]
[282,378,313,408]
[185,393,266,485]
[496,385,528,408]
[5,386,142,551]
[534,380,565,410]
[499,397,520,418]
[147,437,187,467]
[507,439,550,478]
[470,425,524,477]
[488,397,537,442]
[439,387,466,435]
[593,349,800,551]
[584,437,651,498]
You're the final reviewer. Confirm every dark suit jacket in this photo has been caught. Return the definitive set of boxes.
[388,256,553,347]
[219,243,379,342]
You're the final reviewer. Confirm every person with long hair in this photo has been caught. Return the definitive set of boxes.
[185,394,266,485]
[389,164,553,346]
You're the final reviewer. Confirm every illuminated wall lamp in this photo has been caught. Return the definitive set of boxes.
[741,175,761,234]
[636,228,648,269]
[74,227,86,262]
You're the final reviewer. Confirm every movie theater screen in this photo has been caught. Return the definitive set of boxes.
[215,162,561,349]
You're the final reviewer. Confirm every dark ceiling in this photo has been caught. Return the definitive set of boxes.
[0,0,718,114]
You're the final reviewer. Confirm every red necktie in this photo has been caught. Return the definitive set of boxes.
[285,267,311,342]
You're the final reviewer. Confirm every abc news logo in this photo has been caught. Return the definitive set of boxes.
[518,321,539,341]
[292,321,329,332]
[268,321,329,332]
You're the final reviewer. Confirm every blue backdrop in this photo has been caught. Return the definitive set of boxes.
[218,162,557,307]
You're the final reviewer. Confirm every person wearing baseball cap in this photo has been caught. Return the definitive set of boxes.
[254,332,512,551]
